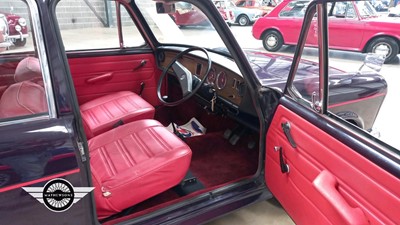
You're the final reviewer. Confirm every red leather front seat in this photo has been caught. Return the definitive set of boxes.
[80,91,155,138]
[89,119,192,219]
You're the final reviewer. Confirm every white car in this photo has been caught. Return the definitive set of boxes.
[389,4,400,17]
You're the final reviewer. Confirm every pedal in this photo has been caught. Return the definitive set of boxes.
[229,134,240,145]
[181,177,197,186]
[224,129,233,139]
[247,140,256,149]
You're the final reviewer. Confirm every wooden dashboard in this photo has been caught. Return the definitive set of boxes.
[158,50,246,106]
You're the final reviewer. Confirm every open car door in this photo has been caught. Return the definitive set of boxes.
[264,1,400,224]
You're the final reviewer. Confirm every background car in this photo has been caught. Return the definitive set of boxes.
[370,0,389,11]
[171,2,235,27]
[388,4,400,16]
[214,0,264,26]
[252,0,400,63]
[235,0,275,16]
[0,10,28,47]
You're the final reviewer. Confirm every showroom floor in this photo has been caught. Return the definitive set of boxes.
[207,198,295,225]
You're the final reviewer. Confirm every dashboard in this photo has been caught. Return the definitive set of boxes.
[156,47,259,131]
[157,49,246,107]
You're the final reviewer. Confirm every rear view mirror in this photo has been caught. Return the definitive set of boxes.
[156,2,176,14]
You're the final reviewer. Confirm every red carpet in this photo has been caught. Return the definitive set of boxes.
[186,132,259,187]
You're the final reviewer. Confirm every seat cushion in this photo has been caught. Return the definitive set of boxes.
[80,91,155,138]
[88,119,192,219]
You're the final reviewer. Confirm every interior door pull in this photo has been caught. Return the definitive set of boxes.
[133,60,147,71]
[274,146,289,174]
[86,72,113,84]
[313,170,369,225]
[281,122,297,148]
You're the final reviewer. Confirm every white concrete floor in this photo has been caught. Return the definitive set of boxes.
[207,198,295,225]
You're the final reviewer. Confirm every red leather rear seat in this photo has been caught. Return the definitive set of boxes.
[0,56,156,138]
[0,81,47,118]
[89,119,192,219]
[80,91,155,139]
[0,57,47,118]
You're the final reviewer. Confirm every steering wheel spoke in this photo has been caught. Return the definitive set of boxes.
[157,47,212,107]
[171,61,193,96]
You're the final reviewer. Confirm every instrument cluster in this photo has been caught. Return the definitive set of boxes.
[206,68,227,90]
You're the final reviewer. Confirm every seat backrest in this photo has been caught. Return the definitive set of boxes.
[0,57,47,119]
[14,57,42,82]
[0,81,47,118]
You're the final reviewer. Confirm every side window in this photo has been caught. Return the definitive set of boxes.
[279,1,308,18]
[0,0,53,122]
[331,2,356,18]
[236,1,246,7]
[55,0,145,51]
[288,3,398,151]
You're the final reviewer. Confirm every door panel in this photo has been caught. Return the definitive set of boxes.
[266,101,400,225]
[68,53,161,106]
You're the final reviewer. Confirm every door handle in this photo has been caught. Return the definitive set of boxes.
[86,72,113,84]
[274,146,289,173]
[133,60,147,71]
[313,170,369,225]
[281,122,297,148]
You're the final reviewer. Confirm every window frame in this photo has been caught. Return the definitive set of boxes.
[0,0,56,127]
[54,0,147,52]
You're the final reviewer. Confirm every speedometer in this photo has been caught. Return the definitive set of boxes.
[207,68,216,84]
[216,71,227,90]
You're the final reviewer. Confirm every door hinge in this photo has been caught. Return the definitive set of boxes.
[77,141,87,162]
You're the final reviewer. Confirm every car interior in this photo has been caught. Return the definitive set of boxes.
[0,43,262,224]
[1,0,400,224]
[72,45,262,222]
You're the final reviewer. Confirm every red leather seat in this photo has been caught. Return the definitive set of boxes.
[89,119,192,219]
[80,91,155,138]
[0,56,155,137]
[14,57,42,82]
[0,81,47,118]
[0,57,47,118]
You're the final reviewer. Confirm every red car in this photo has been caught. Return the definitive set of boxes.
[171,3,234,27]
[0,11,29,47]
[252,0,400,63]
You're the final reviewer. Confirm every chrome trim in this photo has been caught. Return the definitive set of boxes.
[27,0,57,119]
[317,3,328,114]
[0,115,50,127]
[7,34,29,39]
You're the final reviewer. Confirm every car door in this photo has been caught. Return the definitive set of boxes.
[278,0,317,46]
[55,1,161,106]
[328,2,365,50]
[264,1,400,224]
[0,0,96,224]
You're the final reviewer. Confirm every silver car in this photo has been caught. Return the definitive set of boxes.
[213,0,263,26]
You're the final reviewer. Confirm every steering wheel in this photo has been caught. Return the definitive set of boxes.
[157,47,212,107]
